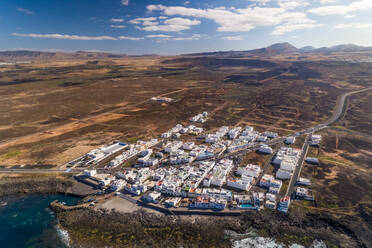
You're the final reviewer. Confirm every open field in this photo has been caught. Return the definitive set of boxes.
[0,54,372,169]
[299,86,372,213]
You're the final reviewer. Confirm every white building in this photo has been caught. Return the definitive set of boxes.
[258,145,273,154]
[277,196,291,213]
[84,169,97,177]
[161,132,171,138]
[285,136,296,145]
[205,134,219,143]
[237,164,261,178]
[143,191,161,203]
[216,126,229,138]
[259,174,274,188]
[280,160,296,172]
[265,200,276,209]
[183,142,195,150]
[165,197,181,208]
[276,169,292,180]
[309,134,322,146]
[266,193,276,202]
[256,136,268,142]
[164,141,183,153]
[264,131,278,139]
[269,186,280,194]
[270,179,282,189]
[227,178,252,191]
[110,179,126,191]
[297,177,311,186]
[208,159,234,187]
[228,127,242,139]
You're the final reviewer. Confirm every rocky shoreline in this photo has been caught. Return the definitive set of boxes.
[0,175,75,197]
[1,177,371,247]
[50,201,372,248]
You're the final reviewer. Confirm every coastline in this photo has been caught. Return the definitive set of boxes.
[1,175,371,247]
[52,194,372,248]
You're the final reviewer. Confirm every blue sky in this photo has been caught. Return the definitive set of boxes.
[1,0,372,55]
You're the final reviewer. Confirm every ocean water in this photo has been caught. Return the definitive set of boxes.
[232,237,327,248]
[0,194,80,248]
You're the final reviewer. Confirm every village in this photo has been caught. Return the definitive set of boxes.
[68,111,321,214]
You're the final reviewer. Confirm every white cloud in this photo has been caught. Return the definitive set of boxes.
[129,16,201,32]
[17,8,34,15]
[222,36,244,41]
[147,34,172,38]
[121,0,129,6]
[12,33,117,40]
[320,0,338,4]
[319,0,338,4]
[334,23,372,29]
[110,25,126,28]
[272,23,323,35]
[140,24,192,32]
[278,0,309,10]
[164,17,200,26]
[146,4,320,33]
[251,0,271,5]
[173,34,202,40]
[128,17,157,24]
[309,0,372,15]
[119,36,144,40]
[344,14,355,19]
[111,18,124,22]
[184,1,191,5]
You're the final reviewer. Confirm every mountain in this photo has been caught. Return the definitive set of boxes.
[299,46,316,52]
[186,42,300,57]
[0,50,127,61]
[247,42,299,55]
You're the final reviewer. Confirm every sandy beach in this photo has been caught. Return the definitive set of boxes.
[96,196,164,215]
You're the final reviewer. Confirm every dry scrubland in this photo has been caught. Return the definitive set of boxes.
[1,55,372,167]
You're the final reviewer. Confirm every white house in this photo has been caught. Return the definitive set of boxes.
[280,160,296,172]
[183,142,195,150]
[227,178,251,191]
[297,177,311,186]
[164,141,183,153]
[269,186,280,194]
[259,174,274,188]
[276,169,292,180]
[237,164,261,178]
[143,191,161,203]
[258,145,273,154]
[285,136,296,145]
[265,200,276,209]
[84,169,97,177]
[266,193,276,202]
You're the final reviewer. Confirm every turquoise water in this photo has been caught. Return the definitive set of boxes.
[0,194,80,248]
[240,204,253,208]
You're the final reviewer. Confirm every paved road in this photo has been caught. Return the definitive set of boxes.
[254,146,279,186]
[285,134,310,197]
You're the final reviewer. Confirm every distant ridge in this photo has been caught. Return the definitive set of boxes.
[186,42,372,56]
[248,42,299,55]
[1,42,372,60]
[0,50,127,61]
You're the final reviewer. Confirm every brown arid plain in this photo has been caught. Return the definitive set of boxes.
[1,53,371,167]
[1,50,372,247]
